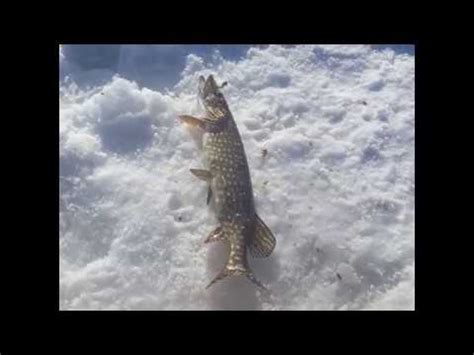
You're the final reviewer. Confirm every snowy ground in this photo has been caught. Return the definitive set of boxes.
[59,45,414,310]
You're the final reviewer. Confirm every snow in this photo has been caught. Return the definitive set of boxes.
[59,45,414,310]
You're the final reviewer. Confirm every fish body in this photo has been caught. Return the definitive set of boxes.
[179,75,276,290]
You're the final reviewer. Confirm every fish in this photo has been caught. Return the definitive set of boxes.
[179,75,276,291]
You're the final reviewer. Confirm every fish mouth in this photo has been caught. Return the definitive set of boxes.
[197,75,230,122]
[198,75,219,101]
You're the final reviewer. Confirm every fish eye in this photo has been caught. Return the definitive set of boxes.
[207,93,221,100]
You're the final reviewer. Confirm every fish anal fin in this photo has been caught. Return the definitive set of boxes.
[249,214,276,258]
[204,226,224,244]
[190,169,212,182]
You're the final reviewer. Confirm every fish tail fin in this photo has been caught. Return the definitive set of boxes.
[206,266,268,291]
[245,270,268,291]
[205,268,230,289]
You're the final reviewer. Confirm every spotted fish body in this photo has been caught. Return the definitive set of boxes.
[179,75,276,290]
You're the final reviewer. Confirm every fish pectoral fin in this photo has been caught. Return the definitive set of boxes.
[189,169,212,204]
[207,186,212,205]
[204,226,224,243]
[178,115,206,130]
[249,214,276,258]
[190,169,212,182]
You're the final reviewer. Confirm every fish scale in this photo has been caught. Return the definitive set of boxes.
[179,75,276,291]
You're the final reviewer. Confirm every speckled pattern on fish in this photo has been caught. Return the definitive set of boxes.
[179,75,276,290]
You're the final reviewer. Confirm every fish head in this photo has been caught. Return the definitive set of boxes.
[198,75,229,121]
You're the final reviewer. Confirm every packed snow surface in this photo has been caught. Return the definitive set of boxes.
[59,45,414,310]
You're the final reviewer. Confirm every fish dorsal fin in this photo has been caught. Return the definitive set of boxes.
[249,214,276,258]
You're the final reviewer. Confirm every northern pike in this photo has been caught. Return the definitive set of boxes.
[179,75,276,290]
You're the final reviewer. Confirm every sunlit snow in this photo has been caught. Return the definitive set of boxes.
[59,44,414,310]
